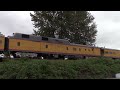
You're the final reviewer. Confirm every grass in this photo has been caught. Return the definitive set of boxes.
[0,57,120,79]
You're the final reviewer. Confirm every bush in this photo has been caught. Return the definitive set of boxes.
[0,58,119,79]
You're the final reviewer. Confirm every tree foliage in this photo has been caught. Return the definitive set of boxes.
[30,11,97,45]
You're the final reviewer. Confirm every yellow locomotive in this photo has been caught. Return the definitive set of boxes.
[5,33,101,59]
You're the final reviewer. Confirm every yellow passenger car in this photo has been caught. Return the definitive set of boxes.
[65,44,101,57]
[103,48,120,59]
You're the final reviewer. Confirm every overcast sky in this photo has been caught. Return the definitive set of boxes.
[0,11,120,50]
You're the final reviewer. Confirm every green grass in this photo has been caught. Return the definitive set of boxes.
[0,57,120,79]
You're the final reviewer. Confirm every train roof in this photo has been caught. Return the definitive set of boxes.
[70,43,100,48]
[8,33,70,44]
[7,33,102,48]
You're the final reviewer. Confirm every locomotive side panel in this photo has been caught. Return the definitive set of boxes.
[40,42,58,53]
[9,38,40,52]
[39,41,101,57]
[40,42,68,54]
[67,45,101,57]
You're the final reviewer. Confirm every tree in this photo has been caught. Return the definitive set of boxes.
[30,11,97,46]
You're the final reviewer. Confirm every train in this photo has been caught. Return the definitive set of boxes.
[0,32,120,60]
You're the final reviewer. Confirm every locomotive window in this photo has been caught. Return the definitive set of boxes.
[46,45,48,48]
[22,34,29,38]
[79,48,81,51]
[92,48,94,51]
[85,49,86,51]
[0,40,2,44]
[66,47,68,50]
[73,48,76,51]
[17,42,20,46]
[42,37,48,41]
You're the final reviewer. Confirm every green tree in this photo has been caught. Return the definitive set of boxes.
[30,11,97,45]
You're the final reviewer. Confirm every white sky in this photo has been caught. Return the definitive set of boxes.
[91,11,120,49]
[0,11,120,50]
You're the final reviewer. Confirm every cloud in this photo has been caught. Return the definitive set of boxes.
[91,11,120,49]
[0,11,33,36]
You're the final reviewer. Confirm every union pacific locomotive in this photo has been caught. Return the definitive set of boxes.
[0,33,120,59]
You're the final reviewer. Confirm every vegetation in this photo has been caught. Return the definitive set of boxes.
[0,58,120,79]
[30,11,97,45]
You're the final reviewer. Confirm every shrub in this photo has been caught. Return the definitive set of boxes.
[0,58,119,79]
